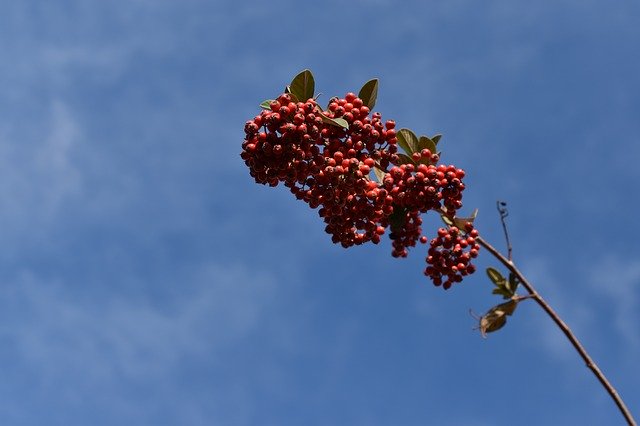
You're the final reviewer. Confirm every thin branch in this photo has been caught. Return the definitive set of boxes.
[476,236,637,426]
[496,201,512,261]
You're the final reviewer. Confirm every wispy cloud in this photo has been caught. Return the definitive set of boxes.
[588,257,640,352]
[0,261,281,423]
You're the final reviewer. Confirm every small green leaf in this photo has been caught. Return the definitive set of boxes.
[507,273,519,293]
[333,117,348,128]
[440,214,454,227]
[486,267,506,287]
[396,153,415,165]
[492,287,510,296]
[373,165,386,183]
[453,208,479,230]
[418,136,437,154]
[389,205,407,232]
[396,128,419,155]
[358,79,379,109]
[317,111,348,129]
[290,69,315,102]
[416,136,438,164]
[431,134,442,145]
[260,100,275,110]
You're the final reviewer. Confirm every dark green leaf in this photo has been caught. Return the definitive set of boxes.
[431,134,442,145]
[397,128,419,155]
[290,69,315,102]
[260,100,275,110]
[358,79,379,109]
[492,288,508,296]
[479,310,507,336]
[486,267,506,287]
[416,136,438,164]
[389,205,407,232]
[317,111,348,129]
[478,299,519,337]
[496,299,518,316]
[507,273,519,293]
[396,153,415,165]
[418,136,437,154]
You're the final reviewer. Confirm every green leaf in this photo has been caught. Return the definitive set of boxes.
[283,86,299,103]
[496,299,518,316]
[418,136,437,154]
[389,205,407,232]
[492,289,510,299]
[486,267,506,287]
[317,111,348,129]
[396,153,415,165]
[416,136,438,164]
[431,134,442,145]
[479,310,507,336]
[478,299,519,337]
[396,128,419,155]
[260,100,275,110]
[453,208,479,230]
[358,79,379,109]
[289,70,315,102]
[373,165,386,183]
[507,272,519,293]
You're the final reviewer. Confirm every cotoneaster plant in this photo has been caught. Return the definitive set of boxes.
[240,70,636,426]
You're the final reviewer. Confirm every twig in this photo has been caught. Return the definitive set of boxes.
[496,201,512,261]
[476,236,637,426]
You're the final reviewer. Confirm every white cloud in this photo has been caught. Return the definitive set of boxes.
[0,100,82,232]
[518,257,596,361]
[588,257,640,351]
[1,262,277,380]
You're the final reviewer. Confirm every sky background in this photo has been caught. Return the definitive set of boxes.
[1,1,639,425]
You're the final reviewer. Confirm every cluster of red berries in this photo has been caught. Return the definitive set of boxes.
[425,224,480,289]
[241,90,479,289]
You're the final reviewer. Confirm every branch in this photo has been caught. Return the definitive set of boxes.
[496,201,512,261]
[476,236,637,426]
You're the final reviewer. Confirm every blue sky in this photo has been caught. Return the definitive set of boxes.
[1,1,639,425]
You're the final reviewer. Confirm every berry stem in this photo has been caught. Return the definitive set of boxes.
[476,236,637,426]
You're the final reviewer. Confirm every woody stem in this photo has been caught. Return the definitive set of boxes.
[475,236,636,425]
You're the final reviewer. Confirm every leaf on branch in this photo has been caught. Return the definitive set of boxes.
[260,100,275,110]
[487,266,517,299]
[358,79,379,109]
[452,208,478,230]
[317,111,349,129]
[486,267,506,287]
[396,128,420,155]
[418,136,437,153]
[289,69,315,102]
[431,134,442,145]
[389,205,407,233]
[396,153,415,165]
[476,299,519,338]
[507,272,520,294]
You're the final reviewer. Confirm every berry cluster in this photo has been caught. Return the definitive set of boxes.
[425,224,480,289]
[241,82,479,289]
